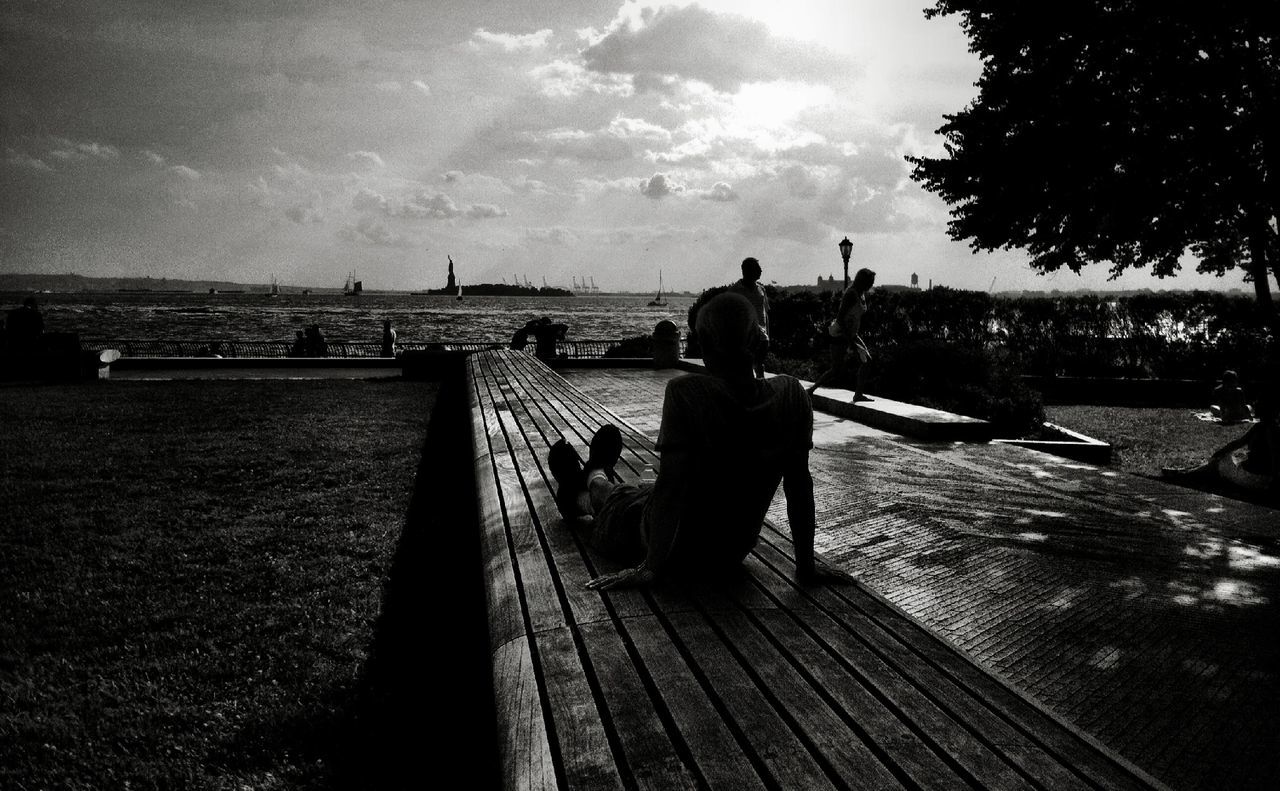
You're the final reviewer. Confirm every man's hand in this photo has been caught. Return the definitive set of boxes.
[585,565,655,591]
[796,563,859,586]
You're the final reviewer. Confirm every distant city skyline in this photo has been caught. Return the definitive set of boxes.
[0,1,1249,295]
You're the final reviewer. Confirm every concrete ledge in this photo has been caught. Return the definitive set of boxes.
[674,358,994,442]
[808,387,995,442]
[992,421,1113,464]
[113,356,401,370]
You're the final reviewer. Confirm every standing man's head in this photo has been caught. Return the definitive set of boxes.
[852,268,876,292]
[741,257,762,285]
[695,292,757,376]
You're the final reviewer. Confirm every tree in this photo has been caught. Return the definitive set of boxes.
[908,4,1280,339]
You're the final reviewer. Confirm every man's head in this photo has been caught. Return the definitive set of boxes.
[741,257,761,283]
[695,292,756,375]
[852,268,876,292]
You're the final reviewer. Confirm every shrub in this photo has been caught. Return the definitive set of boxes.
[603,335,654,358]
[866,339,1044,437]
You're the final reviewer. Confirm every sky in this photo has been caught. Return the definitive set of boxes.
[0,0,1250,293]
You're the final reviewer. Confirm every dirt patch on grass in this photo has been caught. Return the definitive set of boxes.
[0,378,440,788]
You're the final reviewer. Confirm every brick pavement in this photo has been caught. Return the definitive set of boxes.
[563,367,1280,791]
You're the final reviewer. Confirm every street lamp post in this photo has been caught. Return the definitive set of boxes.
[838,236,853,289]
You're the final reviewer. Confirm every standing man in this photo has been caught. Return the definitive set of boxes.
[731,257,770,378]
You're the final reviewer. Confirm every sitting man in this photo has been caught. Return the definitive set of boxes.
[1210,369,1253,423]
[548,291,840,589]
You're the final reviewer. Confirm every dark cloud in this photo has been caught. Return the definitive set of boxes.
[583,5,853,92]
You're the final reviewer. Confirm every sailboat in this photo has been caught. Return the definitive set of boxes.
[647,270,668,306]
[343,271,362,296]
[457,284,463,302]
[268,276,280,298]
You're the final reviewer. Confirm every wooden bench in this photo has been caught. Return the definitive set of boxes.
[466,348,1165,790]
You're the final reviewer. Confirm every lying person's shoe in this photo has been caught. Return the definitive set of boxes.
[586,424,624,483]
[548,438,588,519]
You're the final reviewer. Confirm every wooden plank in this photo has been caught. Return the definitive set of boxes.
[702,607,910,790]
[663,610,841,790]
[622,617,770,790]
[750,608,974,791]
[579,620,699,790]
[537,626,627,790]
[492,636,557,791]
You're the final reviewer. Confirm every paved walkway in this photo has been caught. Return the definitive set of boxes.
[563,367,1280,791]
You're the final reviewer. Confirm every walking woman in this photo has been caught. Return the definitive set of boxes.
[807,268,875,401]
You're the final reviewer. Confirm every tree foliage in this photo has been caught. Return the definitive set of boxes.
[908,4,1280,332]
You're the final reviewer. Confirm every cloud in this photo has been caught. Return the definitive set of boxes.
[348,150,385,169]
[640,172,684,199]
[170,165,201,180]
[583,5,852,92]
[466,203,508,219]
[524,226,580,245]
[473,27,554,52]
[46,139,121,163]
[352,187,388,212]
[286,205,323,224]
[412,80,432,96]
[353,187,508,221]
[339,216,411,247]
[142,150,166,166]
[700,181,738,202]
[5,149,53,172]
[530,59,633,98]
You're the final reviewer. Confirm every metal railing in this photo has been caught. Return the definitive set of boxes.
[79,338,686,360]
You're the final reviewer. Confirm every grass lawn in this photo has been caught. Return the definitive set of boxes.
[0,378,460,789]
[1046,404,1255,477]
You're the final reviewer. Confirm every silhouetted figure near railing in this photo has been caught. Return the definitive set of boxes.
[5,297,45,356]
[381,319,398,358]
[730,257,770,378]
[289,330,307,358]
[305,325,328,357]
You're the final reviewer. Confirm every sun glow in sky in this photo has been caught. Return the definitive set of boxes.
[0,0,1249,293]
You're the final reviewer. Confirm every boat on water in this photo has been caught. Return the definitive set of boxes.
[647,270,668,306]
[343,272,363,296]
[457,284,463,302]
[268,277,280,298]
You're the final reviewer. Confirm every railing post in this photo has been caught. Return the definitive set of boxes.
[652,320,681,368]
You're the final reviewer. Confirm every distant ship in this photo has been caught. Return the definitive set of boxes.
[268,276,280,298]
[647,270,668,307]
[343,272,362,296]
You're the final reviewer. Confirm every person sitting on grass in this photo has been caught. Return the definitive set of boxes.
[1210,369,1253,424]
[1165,387,1278,494]
[547,291,848,590]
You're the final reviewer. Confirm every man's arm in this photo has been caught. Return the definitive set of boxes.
[782,451,817,580]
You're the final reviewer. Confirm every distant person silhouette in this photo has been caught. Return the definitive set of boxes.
[1211,370,1253,423]
[548,292,851,589]
[5,297,45,354]
[305,325,328,357]
[289,330,307,358]
[730,257,770,378]
[808,268,875,401]
[531,317,568,361]
[381,319,398,358]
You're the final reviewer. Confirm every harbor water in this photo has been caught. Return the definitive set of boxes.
[2,292,696,346]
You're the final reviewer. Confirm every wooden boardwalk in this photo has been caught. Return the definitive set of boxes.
[467,349,1166,790]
